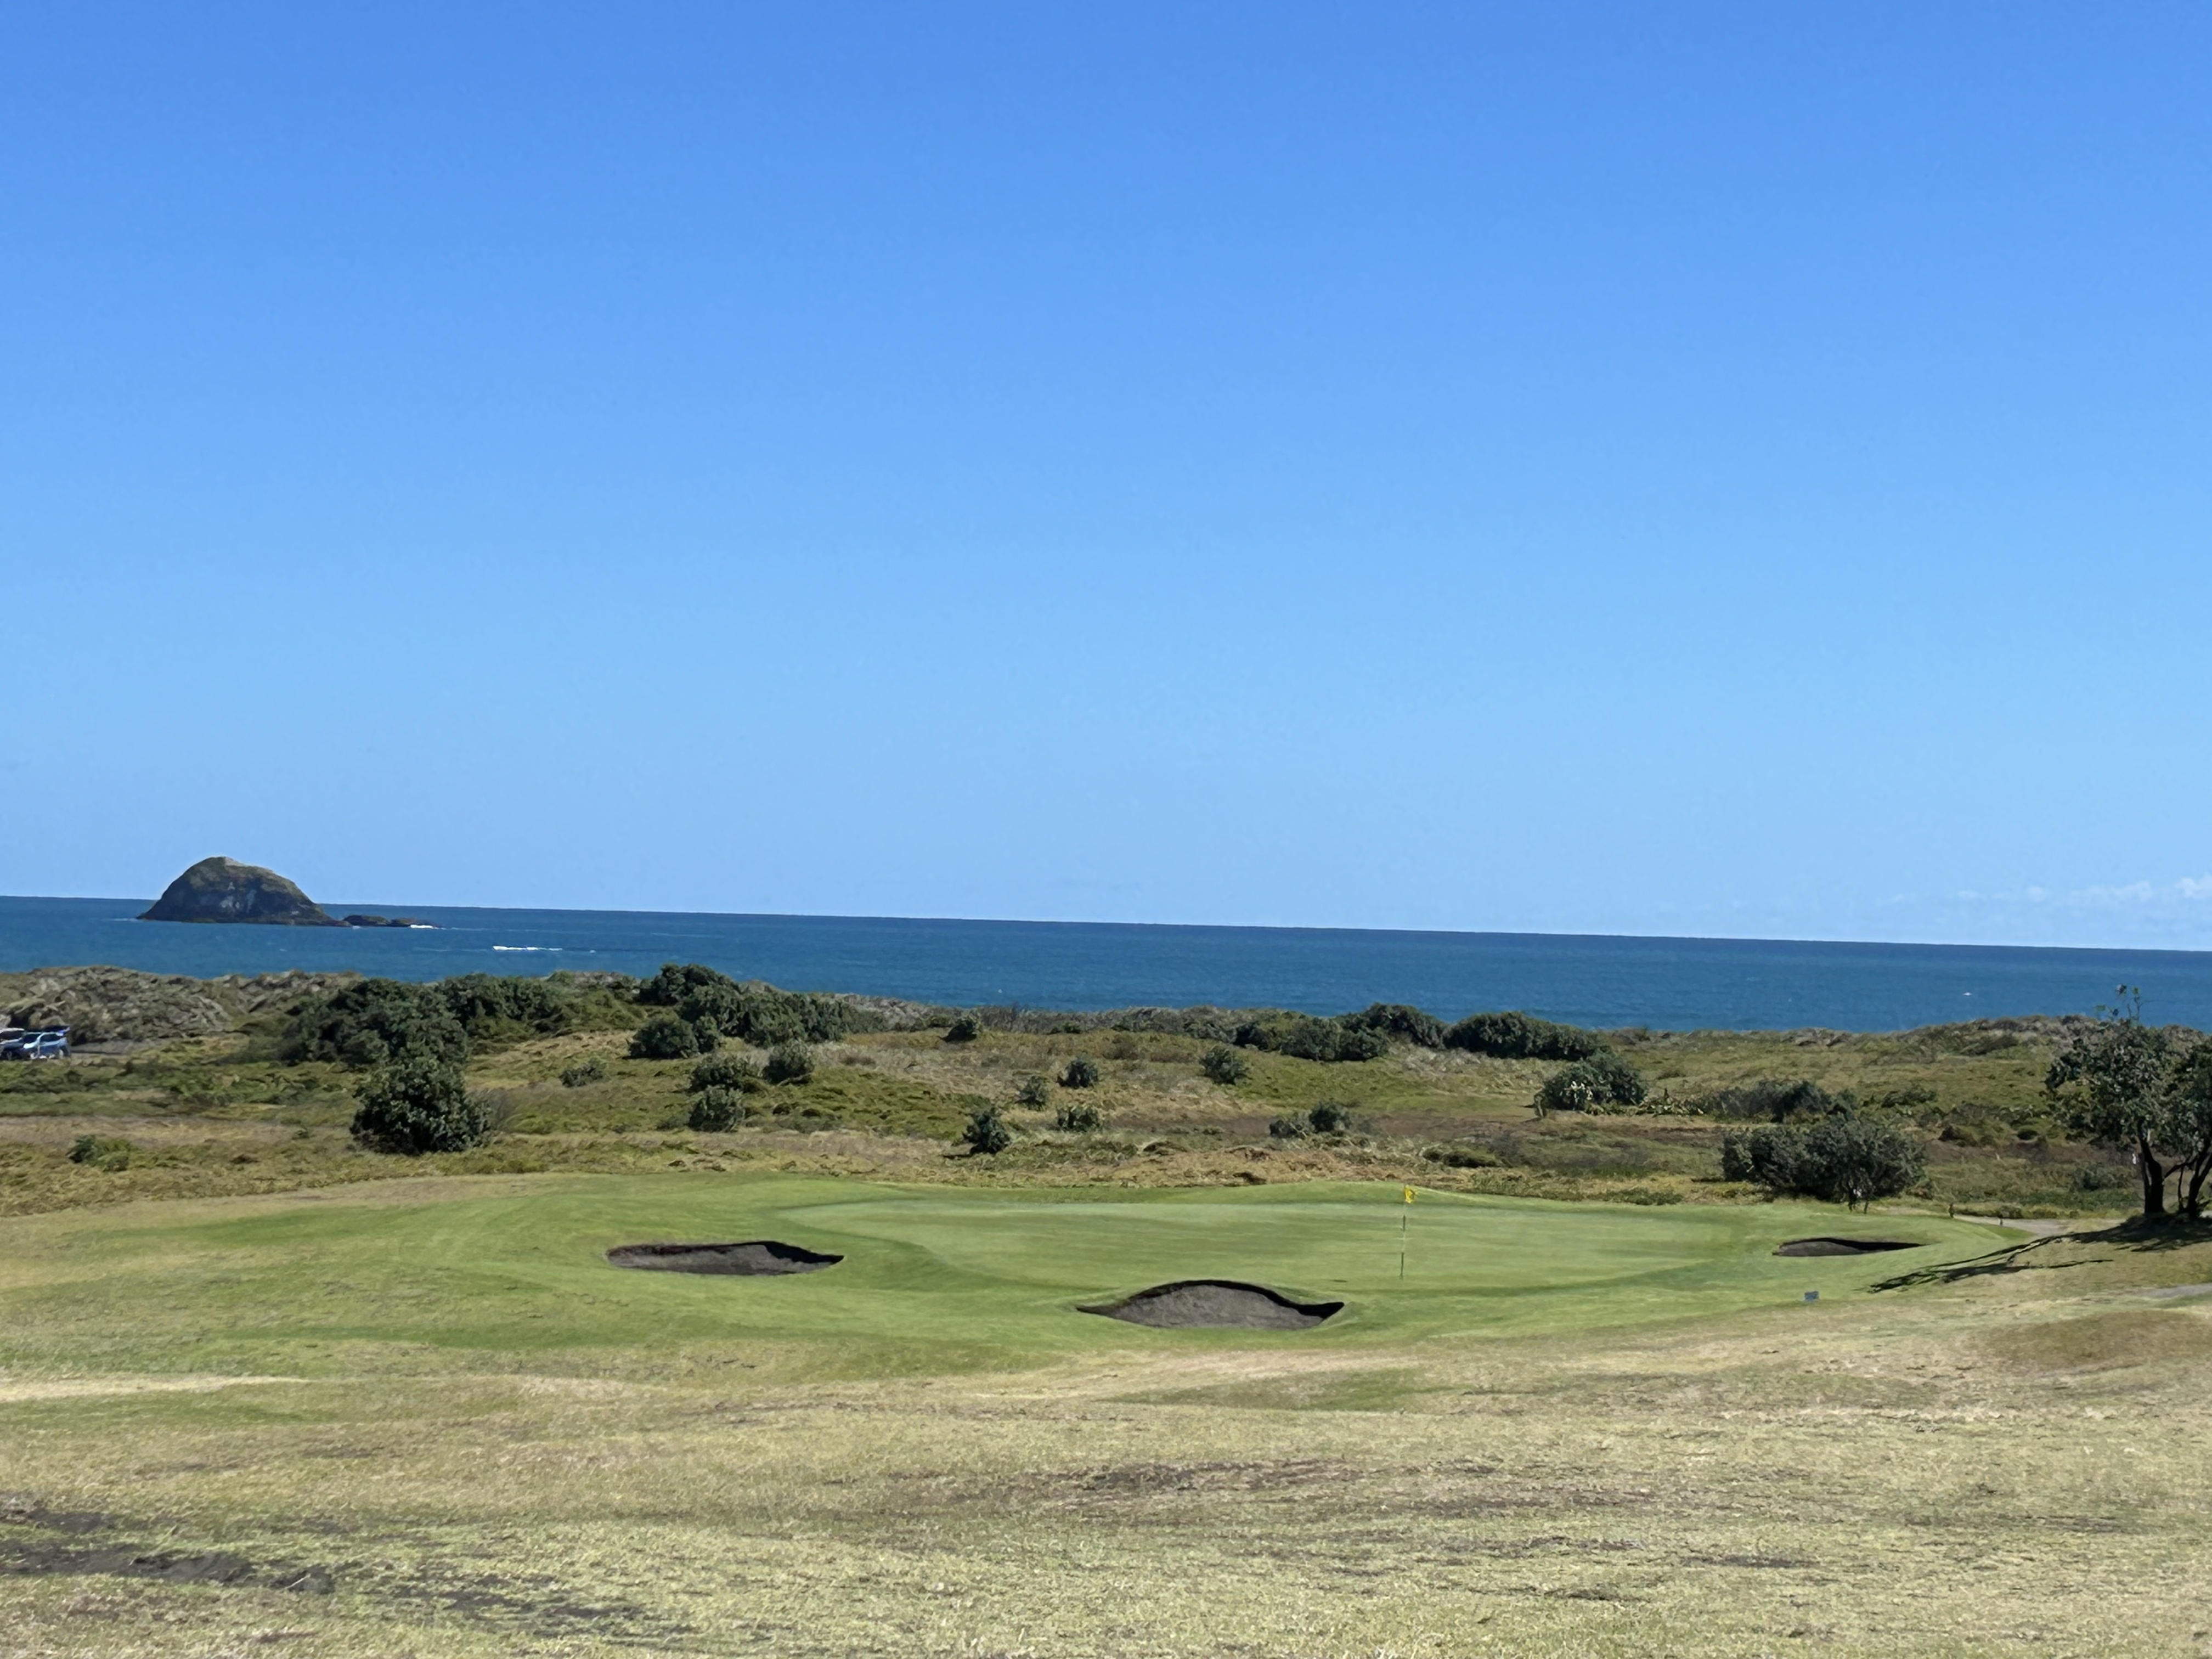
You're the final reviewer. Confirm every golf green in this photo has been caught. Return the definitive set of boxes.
[0,1176,2002,1378]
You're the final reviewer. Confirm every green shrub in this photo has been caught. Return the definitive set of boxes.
[559,1056,608,1088]
[1015,1074,1051,1108]
[1698,1078,1849,1122]
[1307,1098,1357,1135]
[2075,1163,2130,1192]
[639,962,882,1045]
[1534,1053,1647,1114]
[1201,1045,1250,1085]
[1232,1014,1389,1063]
[1054,1099,1103,1132]
[636,962,731,1007]
[687,1087,748,1131]
[66,1135,132,1171]
[944,1012,985,1043]
[1340,1003,1446,1048]
[436,974,577,1045]
[690,1053,763,1093]
[1720,1117,1926,1206]
[351,1056,490,1155]
[1796,1115,1927,1206]
[962,1106,1012,1155]
[1269,1099,1360,1139]
[1720,1125,1802,1187]
[630,1014,710,1060]
[279,979,468,1070]
[1060,1055,1101,1088]
[763,1042,814,1086]
[1444,1011,1607,1061]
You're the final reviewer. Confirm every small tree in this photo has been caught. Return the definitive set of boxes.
[2046,990,2182,1216]
[963,1105,1012,1155]
[763,1042,814,1086]
[1201,1045,1250,1085]
[1720,1118,1924,1207]
[1796,1115,1926,1207]
[1015,1074,1051,1107]
[944,1012,985,1043]
[1054,1099,1103,1132]
[630,1014,708,1060]
[687,1086,747,1131]
[1060,1055,1101,1089]
[351,1055,491,1155]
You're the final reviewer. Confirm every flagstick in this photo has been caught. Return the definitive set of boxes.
[1399,1203,1408,1280]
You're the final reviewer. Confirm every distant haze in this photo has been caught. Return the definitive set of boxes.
[4,4,2209,948]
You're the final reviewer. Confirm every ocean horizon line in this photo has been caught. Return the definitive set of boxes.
[7,891,2210,962]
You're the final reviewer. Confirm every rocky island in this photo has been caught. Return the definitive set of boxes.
[138,857,431,928]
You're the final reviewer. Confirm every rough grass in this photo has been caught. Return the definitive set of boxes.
[0,1017,2125,1221]
[1,1177,2209,1656]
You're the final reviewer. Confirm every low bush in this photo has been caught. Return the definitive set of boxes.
[962,1106,1012,1155]
[1307,1098,1358,1135]
[690,1052,764,1093]
[1271,1099,1361,1139]
[1533,1053,1648,1115]
[1339,1002,1447,1048]
[1015,1074,1051,1108]
[641,962,882,1046]
[630,1014,712,1060]
[1697,1077,1849,1122]
[1445,1011,1607,1061]
[1232,1014,1389,1063]
[1060,1055,1101,1089]
[559,1056,609,1088]
[686,1086,747,1131]
[763,1042,814,1086]
[1054,1099,1103,1132]
[944,1012,985,1043]
[1201,1044,1250,1085]
[351,1056,492,1155]
[279,979,468,1070]
[2075,1163,2130,1192]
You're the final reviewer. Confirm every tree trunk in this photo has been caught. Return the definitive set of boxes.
[2138,1138,2169,1216]
[2182,1155,2212,1219]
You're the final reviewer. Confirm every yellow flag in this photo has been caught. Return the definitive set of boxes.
[1403,1186,1416,1203]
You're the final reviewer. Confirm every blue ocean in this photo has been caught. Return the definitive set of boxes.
[3,895,2208,1032]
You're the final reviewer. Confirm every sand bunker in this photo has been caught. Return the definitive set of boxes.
[1079,1279,1343,1330]
[605,1240,842,1276]
[1774,1237,1923,1257]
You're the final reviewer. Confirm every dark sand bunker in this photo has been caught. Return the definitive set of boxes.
[606,1240,842,1276]
[1774,1237,1925,1257]
[1079,1279,1343,1330]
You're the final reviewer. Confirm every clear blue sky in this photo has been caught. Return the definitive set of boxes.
[4,3,2208,946]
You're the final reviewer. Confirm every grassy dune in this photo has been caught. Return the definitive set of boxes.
[3,1175,2210,1656]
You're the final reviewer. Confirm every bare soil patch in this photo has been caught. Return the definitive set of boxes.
[605,1240,842,1275]
[1079,1279,1342,1329]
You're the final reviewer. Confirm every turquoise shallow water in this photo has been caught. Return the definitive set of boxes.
[3,895,2208,1031]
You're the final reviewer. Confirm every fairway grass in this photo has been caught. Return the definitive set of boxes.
[3,1176,2209,1656]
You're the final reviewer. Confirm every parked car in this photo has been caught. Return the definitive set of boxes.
[0,1026,69,1060]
